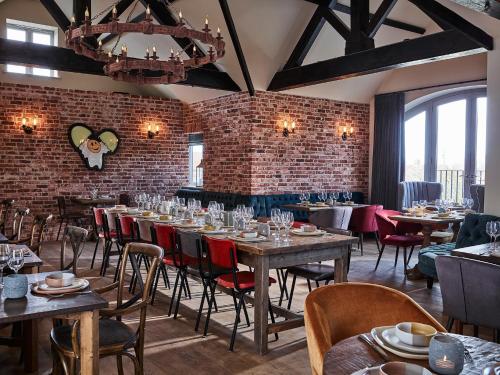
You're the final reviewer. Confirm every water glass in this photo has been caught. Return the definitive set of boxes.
[419,199,428,208]
[304,192,311,202]
[299,193,306,203]
[8,248,24,274]
[0,244,11,288]
[271,208,282,242]
[281,211,294,243]
[486,221,499,251]
[333,191,340,201]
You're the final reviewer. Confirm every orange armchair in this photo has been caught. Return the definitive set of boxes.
[304,282,445,375]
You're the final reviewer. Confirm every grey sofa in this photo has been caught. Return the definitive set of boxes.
[398,181,442,210]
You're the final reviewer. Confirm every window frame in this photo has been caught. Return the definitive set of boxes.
[188,140,204,187]
[5,19,58,78]
[404,88,487,197]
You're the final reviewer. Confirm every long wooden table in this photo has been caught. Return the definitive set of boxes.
[0,272,108,373]
[451,243,500,265]
[234,233,357,355]
[71,197,117,206]
[282,203,369,212]
[323,333,500,375]
[388,214,464,247]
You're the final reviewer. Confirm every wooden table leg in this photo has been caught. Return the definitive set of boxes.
[22,319,38,372]
[254,255,270,355]
[451,222,461,242]
[334,246,349,283]
[79,310,99,375]
[421,224,433,248]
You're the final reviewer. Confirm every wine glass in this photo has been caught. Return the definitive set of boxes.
[8,248,24,274]
[466,197,474,210]
[281,211,293,244]
[347,191,353,202]
[271,208,282,242]
[486,221,496,251]
[319,191,327,203]
[232,210,242,232]
[304,192,311,202]
[0,244,11,288]
[333,191,339,202]
[343,191,349,202]
[494,221,500,251]
[419,199,428,208]
[299,193,306,204]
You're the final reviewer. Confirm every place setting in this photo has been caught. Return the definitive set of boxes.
[31,272,91,300]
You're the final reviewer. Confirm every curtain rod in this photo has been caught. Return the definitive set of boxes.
[397,78,487,94]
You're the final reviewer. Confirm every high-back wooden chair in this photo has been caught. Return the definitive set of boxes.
[60,226,88,275]
[8,208,30,242]
[27,214,53,255]
[0,199,14,234]
[50,242,163,375]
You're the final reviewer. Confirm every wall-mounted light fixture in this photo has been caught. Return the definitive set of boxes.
[283,120,296,137]
[341,125,354,141]
[147,123,160,139]
[20,114,38,134]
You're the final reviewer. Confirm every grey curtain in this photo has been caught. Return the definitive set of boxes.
[371,92,405,210]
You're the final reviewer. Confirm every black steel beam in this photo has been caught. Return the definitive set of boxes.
[319,6,350,40]
[39,0,71,31]
[268,30,484,91]
[218,0,254,95]
[408,0,493,50]
[367,0,398,38]
[0,38,241,92]
[346,0,374,53]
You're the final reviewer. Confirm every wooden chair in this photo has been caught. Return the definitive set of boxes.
[0,199,14,233]
[304,283,446,375]
[60,226,88,275]
[7,208,30,242]
[9,213,53,254]
[50,242,163,375]
[56,196,86,240]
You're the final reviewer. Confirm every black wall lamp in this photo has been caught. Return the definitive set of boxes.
[282,120,296,137]
[147,123,160,139]
[21,115,38,134]
[341,125,354,141]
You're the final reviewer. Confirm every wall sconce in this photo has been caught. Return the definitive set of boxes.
[21,115,38,134]
[341,125,354,141]
[147,123,160,139]
[283,120,296,137]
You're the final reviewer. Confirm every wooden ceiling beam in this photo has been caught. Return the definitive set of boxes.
[39,0,71,31]
[0,38,241,92]
[367,0,398,38]
[319,6,350,40]
[346,0,374,54]
[408,0,493,50]
[219,0,255,96]
[268,30,485,91]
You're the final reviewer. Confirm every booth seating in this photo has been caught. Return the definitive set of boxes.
[398,181,442,211]
[418,213,498,288]
[175,188,364,221]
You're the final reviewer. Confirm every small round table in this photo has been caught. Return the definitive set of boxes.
[323,333,500,375]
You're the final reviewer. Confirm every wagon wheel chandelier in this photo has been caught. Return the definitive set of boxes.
[65,1,225,85]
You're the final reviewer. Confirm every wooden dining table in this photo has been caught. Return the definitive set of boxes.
[451,243,500,266]
[0,272,108,373]
[388,214,465,247]
[71,197,117,207]
[323,333,500,375]
[282,203,369,212]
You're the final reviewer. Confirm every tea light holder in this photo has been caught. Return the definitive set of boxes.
[3,274,29,299]
[429,335,465,375]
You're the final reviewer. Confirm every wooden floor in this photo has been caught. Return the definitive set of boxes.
[0,237,478,374]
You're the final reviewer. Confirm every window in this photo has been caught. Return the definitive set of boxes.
[188,134,203,187]
[6,19,58,77]
[404,89,487,202]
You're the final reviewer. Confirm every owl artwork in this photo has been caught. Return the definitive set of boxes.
[68,124,119,171]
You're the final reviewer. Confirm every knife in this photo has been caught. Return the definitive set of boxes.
[358,334,390,362]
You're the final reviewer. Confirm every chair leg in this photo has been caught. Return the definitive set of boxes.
[403,247,408,275]
[408,245,415,264]
[426,277,434,289]
[278,270,289,307]
[229,293,245,351]
[287,275,297,310]
[359,233,364,256]
[241,297,251,327]
[280,269,289,299]
[268,298,279,341]
[168,270,181,317]
[161,265,170,289]
[151,266,162,305]
[375,244,385,270]
[473,325,479,337]
[394,246,400,267]
[90,238,100,269]
[113,245,123,283]
[57,218,64,241]
[195,280,208,332]
[203,284,217,337]
[174,271,187,318]
[374,232,381,252]
[307,279,312,292]
[117,354,124,375]
[445,317,455,332]
[184,277,192,299]
[100,240,111,276]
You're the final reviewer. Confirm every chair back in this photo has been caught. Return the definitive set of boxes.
[104,210,117,231]
[176,230,202,269]
[204,236,239,286]
[118,193,130,206]
[469,184,484,213]
[0,199,14,233]
[349,205,383,233]
[461,257,500,330]
[29,214,53,255]
[11,208,30,241]
[152,223,178,264]
[304,283,445,375]
[375,209,399,239]
[455,213,498,249]
[435,256,467,322]
[135,218,153,242]
[60,225,88,275]
[398,181,442,211]
[118,215,135,238]
[309,207,353,230]
[93,207,105,227]
[56,196,66,216]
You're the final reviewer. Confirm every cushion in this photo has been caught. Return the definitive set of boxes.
[418,243,456,278]
[287,263,335,281]
[216,271,276,290]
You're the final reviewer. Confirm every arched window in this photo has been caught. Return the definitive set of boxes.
[404,88,486,202]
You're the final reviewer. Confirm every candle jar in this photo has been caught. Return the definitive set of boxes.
[429,335,465,375]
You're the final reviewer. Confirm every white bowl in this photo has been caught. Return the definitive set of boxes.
[301,224,317,233]
[239,231,258,238]
[379,361,432,375]
[395,322,437,347]
[45,272,75,288]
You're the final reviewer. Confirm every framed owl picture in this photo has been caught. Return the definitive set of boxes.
[68,123,120,171]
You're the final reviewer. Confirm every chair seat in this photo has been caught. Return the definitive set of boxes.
[187,260,233,279]
[51,318,136,355]
[381,234,423,247]
[162,254,197,268]
[418,242,456,278]
[287,263,335,281]
[216,271,276,290]
[98,231,118,238]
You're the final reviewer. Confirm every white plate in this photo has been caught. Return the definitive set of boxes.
[291,229,326,236]
[491,251,500,258]
[173,223,203,229]
[371,326,429,360]
[197,229,227,235]
[381,327,429,354]
[227,235,267,243]
[34,278,89,295]
[351,364,432,375]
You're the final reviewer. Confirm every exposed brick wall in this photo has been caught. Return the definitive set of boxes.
[0,82,187,236]
[184,91,370,196]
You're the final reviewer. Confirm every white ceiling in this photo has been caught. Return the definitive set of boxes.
[48,0,498,103]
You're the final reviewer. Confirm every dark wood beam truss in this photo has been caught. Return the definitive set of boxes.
[219,0,255,96]
[0,38,240,92]
[268,30,485,91]
[346,0,374,54]
[367,0,398,38]
[39,0,71,31]
[319,6,350,40]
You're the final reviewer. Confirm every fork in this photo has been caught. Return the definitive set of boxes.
[47,291,92,300]
[464,346,474,363]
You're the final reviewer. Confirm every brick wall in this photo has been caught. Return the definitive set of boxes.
[0,82,187,235]
[184,91,370,196]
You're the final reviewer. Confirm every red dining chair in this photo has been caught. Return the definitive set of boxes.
[152,223,191,313]
[348,205,383,255]
[375,210,423,274]
[90,207,105,269]
[99,210,122,280]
